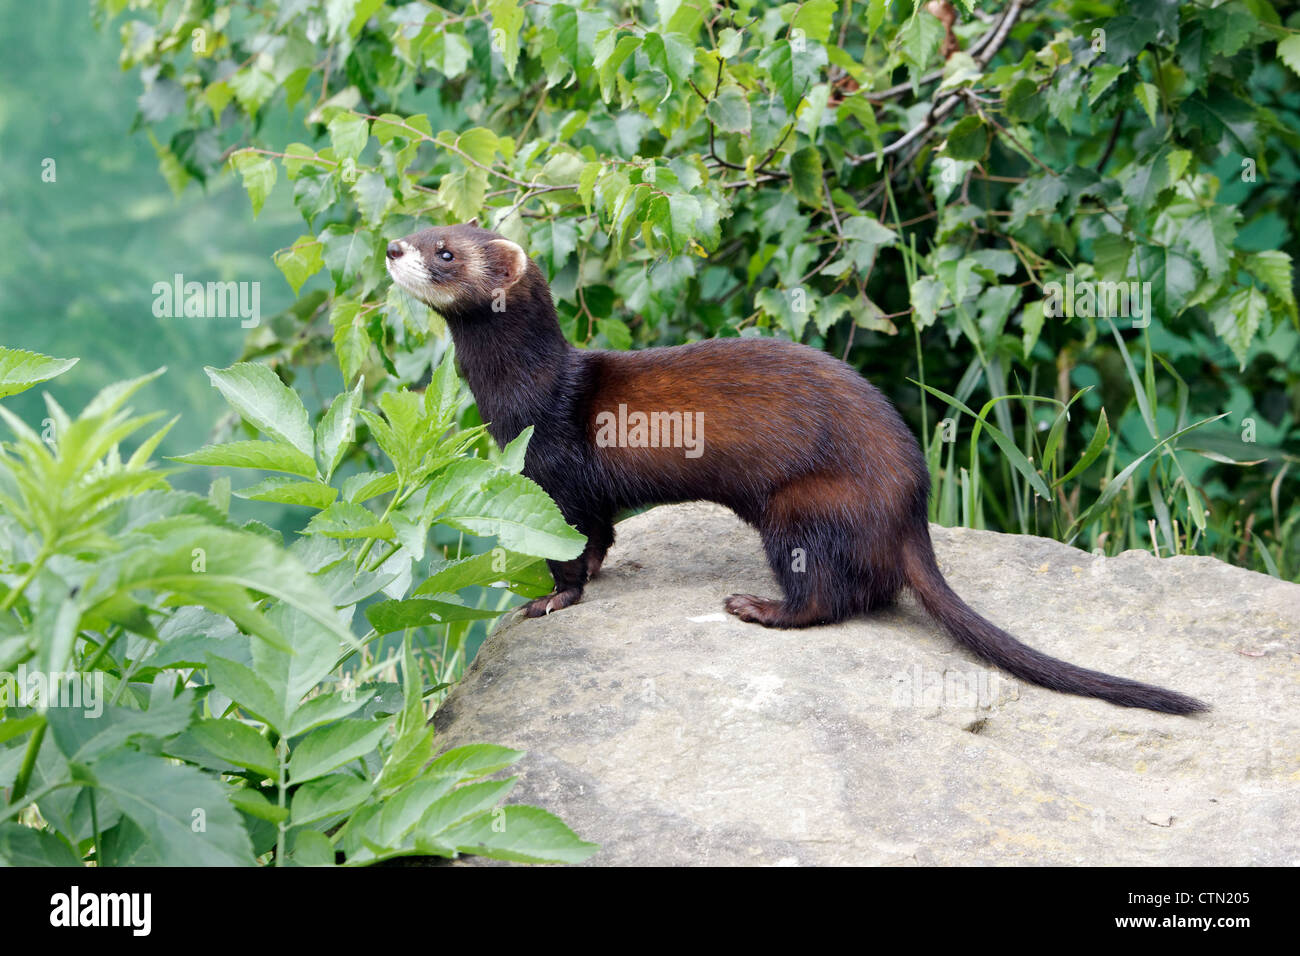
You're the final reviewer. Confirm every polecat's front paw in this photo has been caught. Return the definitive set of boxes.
[521,588,583,617]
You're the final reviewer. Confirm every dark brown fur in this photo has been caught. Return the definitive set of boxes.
[386,224,1207,716]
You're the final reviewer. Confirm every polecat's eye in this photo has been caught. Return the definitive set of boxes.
[439,250,453,261]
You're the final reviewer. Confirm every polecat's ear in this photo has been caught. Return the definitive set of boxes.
[484,238,529,289]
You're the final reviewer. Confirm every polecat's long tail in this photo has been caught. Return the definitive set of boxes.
[901,533,1208,715]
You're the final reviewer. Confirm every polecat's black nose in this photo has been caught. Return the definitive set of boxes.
[386,241,403,260]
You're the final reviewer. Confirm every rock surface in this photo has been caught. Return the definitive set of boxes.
[433,502,1300,866]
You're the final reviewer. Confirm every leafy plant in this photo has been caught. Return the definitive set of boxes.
[0,347,596,865]
[94,0,1299,581]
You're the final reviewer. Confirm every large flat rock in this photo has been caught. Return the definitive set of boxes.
[433,503,1300,865]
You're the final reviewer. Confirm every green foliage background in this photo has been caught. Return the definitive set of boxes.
[90,0,1300,577]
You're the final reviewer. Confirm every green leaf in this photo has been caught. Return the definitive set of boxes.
[88,749,256,866]
[330,297,370,384]
[1004,78,1044,124]
[1020,299,1045,359]
[288,718,390,785]
[1278,34,1300,78]
[208,656,286,731]
[1213,285,1266,369]
[1135,82,1161,126]
[366,597,500,634]
[426,30,473,79]
[274,236,325,295]
[436,804,599,864]
[910,276,946,331]
[944,116,989,161]
[1055,408,1110,486]
[899,6,944,78]
[0,348,78,399]
[316,380,363,481]
[189,718,278,778]
[649,193,701,254]
[1181,205,1238,281]
[204,363,314,458]
[1167,148,1192,183]
[789,0,837,45]
[427,743,525,783]
[438,168,488,221]
[1009,175,1068,228]
[228,788,289,824]
[327,112,370,162]
[352,170,393,225]
[706,86,751,133]
[287,688,373,737]
[289,829,336,866]
[415,778,517,844]
[98,523,355,656]
[291,773,374,826]
[789,147,824,207]
[1068,413,1229,537]
[487,0,525,77]
[0,824,82,866]
[230,151,276,217]
[758,39,825,113]
[171,440,319,478]
[414,549,551,597]
[642,31,695,94]
[307,500,394,539]
[229,68,275,116]
[499,425,532,473]
[425,460,585,560]
[1088,64,1125,105]
[1245,249,1296,317]
[233,476,338,509]
[911,380,1053,500]
[1093,235,1134,279]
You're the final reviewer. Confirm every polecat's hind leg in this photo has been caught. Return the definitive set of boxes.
[723,502,858,628]
[724,593,831,627]
[584,518,615,580]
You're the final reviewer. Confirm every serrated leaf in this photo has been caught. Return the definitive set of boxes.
[307,500,394,539]
[1135,82,1161,125]
[1213,285,1266,369]
[88,750,256,866]
[327,112,370,162]
[1088,64,1125,105]
[171,440,319,478]
[944,116,988,161]
[1277,33,1300,78]
[0,348,78,399]
[789,146,823,207]
[189,718,278,778]
[706,86,751,132]
[425,461,585,560]
[487,0,525,76]
[291,773,374,826]
[233,476,338,509]
[436,804,599,864]
[204,363,314,458]
[1245,249,1296,316]
[316,380,363,481]
[910,276,946,330]
[288,718,390,784]
[230,152,276,217]
[274,236,325,294]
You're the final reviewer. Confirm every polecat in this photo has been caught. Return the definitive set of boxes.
[385,224,1207,716]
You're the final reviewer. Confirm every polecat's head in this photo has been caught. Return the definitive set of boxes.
[384,224,531,314]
